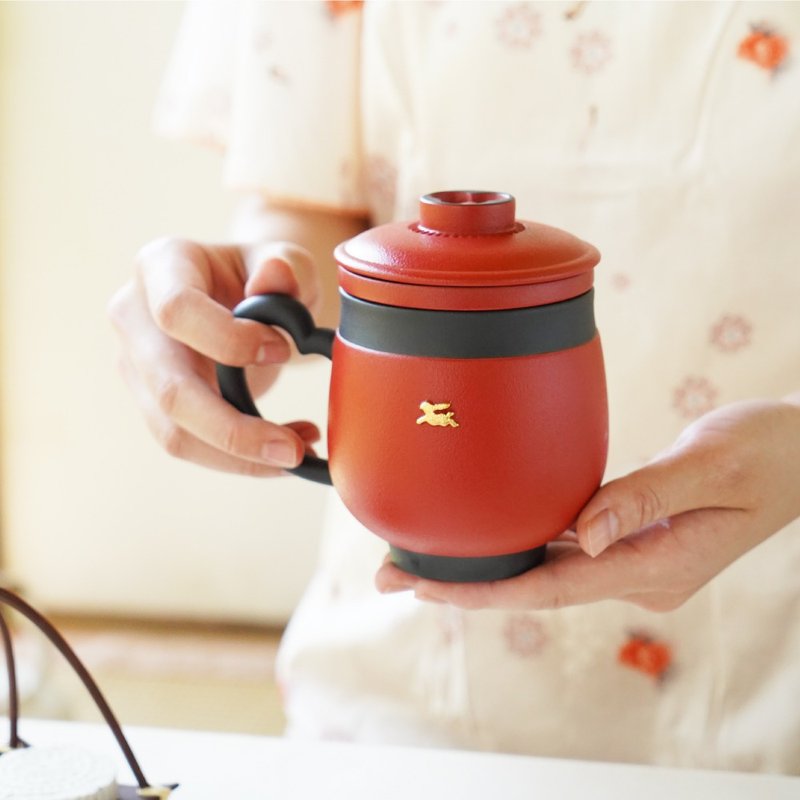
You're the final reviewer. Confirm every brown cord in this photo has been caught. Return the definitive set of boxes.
[0,609,21,749]
[0,586,150,789]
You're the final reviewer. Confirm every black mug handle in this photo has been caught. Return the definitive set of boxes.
[215,294,334,485]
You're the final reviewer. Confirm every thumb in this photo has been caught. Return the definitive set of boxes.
[575,449,715,558]
[244,242,322,314]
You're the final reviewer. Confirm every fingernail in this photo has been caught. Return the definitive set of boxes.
[262,440,299,468]
[255,342,286,365]
[585,508,620,557]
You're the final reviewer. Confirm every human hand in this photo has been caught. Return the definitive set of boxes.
[108,236,323,476]
[376,398,800,611]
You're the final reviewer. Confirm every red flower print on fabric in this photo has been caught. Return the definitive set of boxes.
[496,3,542,50]
[571,31,613,74]
[710,314,753,352]
[618,632,672,682]
[504,614,547,658]
[326,0,363,19]
[673,376,718,419]
[738,23,789,72]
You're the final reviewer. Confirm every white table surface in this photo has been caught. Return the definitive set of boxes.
[4,718,799,799]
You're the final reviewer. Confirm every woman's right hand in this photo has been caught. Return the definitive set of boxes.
[108,236,323,476]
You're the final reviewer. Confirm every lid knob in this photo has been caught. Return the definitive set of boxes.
[418,190,517,236]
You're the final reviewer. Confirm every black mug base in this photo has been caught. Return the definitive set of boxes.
[389,544,547,583]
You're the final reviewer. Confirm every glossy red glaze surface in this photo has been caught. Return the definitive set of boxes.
[328,335,608,557]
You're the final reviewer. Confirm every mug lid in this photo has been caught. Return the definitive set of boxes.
[335,191,600,295]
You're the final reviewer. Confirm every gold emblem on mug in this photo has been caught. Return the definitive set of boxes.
[417,401,459,428]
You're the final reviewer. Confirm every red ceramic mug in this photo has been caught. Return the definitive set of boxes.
[217,191,608,582]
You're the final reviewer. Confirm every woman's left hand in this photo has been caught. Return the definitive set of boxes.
[375,398,800,611]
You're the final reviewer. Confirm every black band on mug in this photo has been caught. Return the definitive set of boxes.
[338,289,596,358]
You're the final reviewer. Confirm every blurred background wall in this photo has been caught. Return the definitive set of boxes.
[0,1,328,625]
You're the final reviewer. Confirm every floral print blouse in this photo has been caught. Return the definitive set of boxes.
[156,1,800,774]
